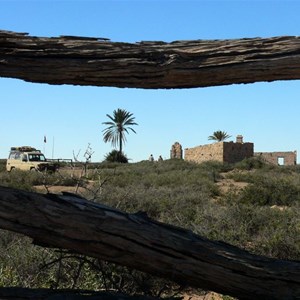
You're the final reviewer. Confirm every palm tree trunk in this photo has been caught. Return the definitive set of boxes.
[119,132,123,154]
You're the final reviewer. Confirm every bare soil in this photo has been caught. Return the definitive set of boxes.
[216,172,248,194]
[34,185,86,194]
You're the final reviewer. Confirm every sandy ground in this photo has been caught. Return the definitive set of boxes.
[34,184,86,194]
[183,292,224,300]
[216,172,248,194]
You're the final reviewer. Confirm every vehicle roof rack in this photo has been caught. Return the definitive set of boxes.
[10,146,40,152]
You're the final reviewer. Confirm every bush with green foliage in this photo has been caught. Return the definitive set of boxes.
[0,158,299,297]
[0,160,6,173]
[239,176,300,206]
[104,150,128,163]
[234,157,268,170]
[226,167,300,206]
[0,169,79,191]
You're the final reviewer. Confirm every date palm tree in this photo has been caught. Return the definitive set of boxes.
[102,108,138,155]
[208,130,231,142]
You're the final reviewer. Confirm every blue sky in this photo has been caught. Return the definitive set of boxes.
[1,0,300,163]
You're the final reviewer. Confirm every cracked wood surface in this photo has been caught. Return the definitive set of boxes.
[0,186,299,300]
[1,30,300,88]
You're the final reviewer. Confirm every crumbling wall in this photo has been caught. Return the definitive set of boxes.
[185,141,254,164]
[223,142,254,164]
[255,151,297,166]
[184,142,224,164]
[170,142,183,159]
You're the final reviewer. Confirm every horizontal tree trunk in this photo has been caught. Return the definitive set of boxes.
[1,30,300,88]
[0,186,299,300]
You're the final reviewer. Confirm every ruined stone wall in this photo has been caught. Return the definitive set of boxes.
[184,142,224,164]
[184,141,254,164]
[223,142,254,164]
[255,151,297,166]
[170,142,183,159]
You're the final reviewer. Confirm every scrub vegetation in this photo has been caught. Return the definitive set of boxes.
[0,158,299,298]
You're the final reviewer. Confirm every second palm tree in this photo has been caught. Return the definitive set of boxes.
[102,108,138,160]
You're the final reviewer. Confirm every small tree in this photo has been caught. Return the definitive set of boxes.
[208,130,231,142]
[105,150,128,163]
[102,109,138,161]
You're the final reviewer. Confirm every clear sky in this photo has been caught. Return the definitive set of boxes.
[1,0,300,163]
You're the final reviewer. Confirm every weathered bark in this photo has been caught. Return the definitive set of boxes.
[1,30,300,89]
[0,186,299,300]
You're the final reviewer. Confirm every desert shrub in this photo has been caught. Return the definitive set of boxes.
[0,160,6,172]
[225,163,300,206]
[234,157,269,171]
[284,165,300,174]
[0,157,299,293]
[0,230,54,287]
[0,229,190,296]
[191,203,300,260]
[97,159,222,192]
[229,175,300,206]
[0,169,79,191]
[98,182,216,228]
[198,160,232,173]
[249,205,300,260]
[104,150,128,163]
[67,260,183,297]
[225,170,254,183]
[94,159,221,228]
[0,169,37,191]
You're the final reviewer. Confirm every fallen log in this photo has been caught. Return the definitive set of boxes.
[0,186,299,300]
[1,30,300,88]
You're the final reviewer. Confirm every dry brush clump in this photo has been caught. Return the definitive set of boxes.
[0,158,298,297]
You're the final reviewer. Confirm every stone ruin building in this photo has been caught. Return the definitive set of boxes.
[171,136,297,166]
[184,135,254,164]
[170,142,183,159]
[255,151,297,166]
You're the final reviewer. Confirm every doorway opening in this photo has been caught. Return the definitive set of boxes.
[277,157,285,166]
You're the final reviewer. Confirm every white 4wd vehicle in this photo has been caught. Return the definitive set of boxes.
[6,146,56,172]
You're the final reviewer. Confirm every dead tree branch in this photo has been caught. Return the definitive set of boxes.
[0,186,299,300]
[1,30,300,88]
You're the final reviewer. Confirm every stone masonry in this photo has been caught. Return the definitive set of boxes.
[184,141,254,164]
[170,142,183,159]
[255,151,297,166]
[174,135,297,166]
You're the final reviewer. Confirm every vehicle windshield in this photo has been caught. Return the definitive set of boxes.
[28,154,46,162]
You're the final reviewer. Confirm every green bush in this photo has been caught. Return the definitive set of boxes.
[104,150,128,163]
[0,160,6,172]
[225,172,300,206]
[241,178,300,206]
[225,170,253,183]
[0,169,79,191]
[0,158,299,294]
[192,203,300,260]
[0,169,36,191]
[234,157,268,171]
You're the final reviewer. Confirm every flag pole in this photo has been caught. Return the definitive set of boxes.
[43,135,46,156]
[52,136,55,159]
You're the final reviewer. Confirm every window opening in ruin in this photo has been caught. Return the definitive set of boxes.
[277,157,285,166]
